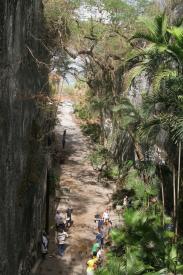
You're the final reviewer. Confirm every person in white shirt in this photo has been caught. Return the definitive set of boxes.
[57,228,68,256]
[97,248,104,259]
[55,210,63,230]
[102,208,110,223]
[123,196,128,207]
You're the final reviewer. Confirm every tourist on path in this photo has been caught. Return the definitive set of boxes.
[96,228,104,248]
[97,247,104,259]
[58,219,66,231]
[92,242,100,254]
[102,208,110,223]
[86,251,98,275]
[57,228,68,256]
[62,129,66,149]
[96,248,104,268]
[123,195,128,207]
[55,210,63,230]
[97,216,104,231]
[41,231,48,259]
[66,206,73,228]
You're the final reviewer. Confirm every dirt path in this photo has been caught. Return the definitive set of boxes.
[36,100,115,275]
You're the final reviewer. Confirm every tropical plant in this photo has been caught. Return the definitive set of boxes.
[125,14,183,90]
[124,13,183,237]
[97,168,183,274]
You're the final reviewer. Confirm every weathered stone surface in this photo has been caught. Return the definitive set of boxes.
[0,1,49,274]
[171,3,183,24]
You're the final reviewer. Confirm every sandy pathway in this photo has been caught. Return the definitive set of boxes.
[36,100,114,275]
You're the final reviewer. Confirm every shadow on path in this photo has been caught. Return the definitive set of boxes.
[35,100,113,275]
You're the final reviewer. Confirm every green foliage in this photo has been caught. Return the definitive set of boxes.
[126,14,183,102]
[89,145,109,168]
[132,14,169,43]
[108,163,120,178]
[113,97,141,131]
[73,90,103,121]
[81,123,101,143]
[89,145,120,180]
[97,166,183,274]
[74,103,91,120]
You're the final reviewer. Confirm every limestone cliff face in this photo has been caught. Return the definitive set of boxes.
[0,1,49,274]
[171,2,183,24]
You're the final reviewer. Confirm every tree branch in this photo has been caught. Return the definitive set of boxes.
[26,45,50,69]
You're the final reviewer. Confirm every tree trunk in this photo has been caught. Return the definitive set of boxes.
[99,108,105,145]
[175,141,181,236]
[134,142,145,162]
[45,171,50,234]
[160,167,165,226]
[173,165,176,231]
[127,128,144,161]
[127,128,148,184]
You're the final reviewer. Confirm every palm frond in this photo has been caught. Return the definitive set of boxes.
[167,44,183,66]
[156,13,168,39]
[113,97,141,128]
[131,14,169,44]
[138,117,161,143]
[168,26,183,48]
[126,43,167,63]
[135,16,159,40]
[131,32,158,44]
[171,116,183,142]
[126,49,144,62]
[143,269,168,275]
[113,97,137,113]
[123,64,147,92]
[143,43,168,55]
[152,69,177,92]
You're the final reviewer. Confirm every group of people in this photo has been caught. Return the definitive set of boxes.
[41,206,73,258]
[55,207,73,256]
[55,207,73,230]
[86,208,113,275]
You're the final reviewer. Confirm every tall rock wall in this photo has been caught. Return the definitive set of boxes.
[0,1,49,274]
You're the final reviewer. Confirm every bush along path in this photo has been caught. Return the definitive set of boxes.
[35,100,117,275]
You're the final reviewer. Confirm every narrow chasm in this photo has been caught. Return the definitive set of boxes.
[2,1,183,275]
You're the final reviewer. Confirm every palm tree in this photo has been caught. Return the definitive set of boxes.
[124,14,183,236]
[112,97,151,184]
[125,14,183,90]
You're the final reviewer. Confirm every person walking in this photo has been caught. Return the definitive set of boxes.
[86,251,98,275]
[55,210,63,230]
[102,208,110,223]
[96,228,104,248]
[57,228,68,256]
[92,242,100,254]
[96,247,104,268]
[123,196,128,207]
[66,206,73,228]
[58,219,66,231]
[62,130,66,149]
[97,216,104,231]
[41,231,48,259]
